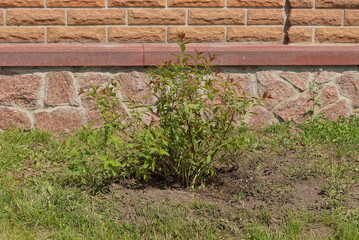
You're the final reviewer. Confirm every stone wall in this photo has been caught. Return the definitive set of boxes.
[0,0,358,44]
[1,67,358,133]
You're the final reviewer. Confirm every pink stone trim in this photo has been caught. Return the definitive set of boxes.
[0,44,143,66]
[0,44,358,66]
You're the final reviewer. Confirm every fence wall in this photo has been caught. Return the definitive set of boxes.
[0,0,358,132]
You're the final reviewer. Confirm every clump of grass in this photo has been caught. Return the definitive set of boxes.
[298,115,359,154]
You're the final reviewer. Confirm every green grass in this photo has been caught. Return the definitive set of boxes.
[0,116,358,239]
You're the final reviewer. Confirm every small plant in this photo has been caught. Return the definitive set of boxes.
[66,128,122,192]
[304,69,323,119]
[70,33,259,188]
[234,193,246,201]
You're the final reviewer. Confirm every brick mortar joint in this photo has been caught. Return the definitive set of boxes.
[283,0,292,44]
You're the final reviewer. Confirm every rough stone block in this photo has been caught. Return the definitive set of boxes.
[319,99,352,121]
[336,73,359,108]
[246,106,278,128]
[0,107,32,130]
[273,92,313,122]
[280,72,311,91]
[257,71,296,109]
[320,83,339,106]
[45,72,80,107]
[0,73,42,109]
[35,108,85,133]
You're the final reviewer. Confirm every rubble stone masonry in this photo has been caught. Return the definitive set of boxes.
[0,67,358,132]
[0,1,358,132]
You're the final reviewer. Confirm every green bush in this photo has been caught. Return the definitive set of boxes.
[69,34,258,188]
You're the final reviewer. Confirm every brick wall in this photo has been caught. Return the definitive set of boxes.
[0,0,358,44]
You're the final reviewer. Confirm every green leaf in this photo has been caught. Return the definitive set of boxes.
[206,155,212,164]
[213,107,220,114]
[96,155,107,161]
[143,162,149,168]
[159,148,170,156]
[182,58,189,64]
[149,147,158,154]
[188,104,200,109]
[180,43,186,52]
[88,135,97,143]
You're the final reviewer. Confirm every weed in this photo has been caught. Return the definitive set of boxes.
[304,70,323,119]
[258,209,272,226]
[235,193,246,201]
[298,115,359,154]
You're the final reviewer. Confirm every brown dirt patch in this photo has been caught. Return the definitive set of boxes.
[108,149,350,220]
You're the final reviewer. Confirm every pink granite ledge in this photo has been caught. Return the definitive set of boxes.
[144,44,359,66]
[0,44,358,66]
[0,45,143,67]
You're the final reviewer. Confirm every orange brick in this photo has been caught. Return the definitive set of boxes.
[290,10,342,26]
[0,0,44,7]
[0,27,45,43]
[168,27,225,42]
[316,0,359,8]
[248,9,284,25]
[288,27,312,43]
[109,0,165,7]
[109,27,165,42]
[345,10,359,26]
[129,9,185,25]
[47,0,104,7]
[68,9,125,25]
[189,9,245,25]
[168,0,224,7]
[228,27,283,42]
[316,28,359,43]
[289,0,313,7]
[48,27,106,43]
[228,0,284,7]
[7,10,65,26]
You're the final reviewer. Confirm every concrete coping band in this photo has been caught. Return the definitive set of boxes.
[0,44,358,66]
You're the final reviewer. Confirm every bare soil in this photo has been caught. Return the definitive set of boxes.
[106,147,358,229]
